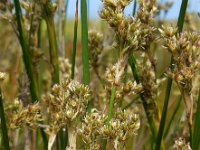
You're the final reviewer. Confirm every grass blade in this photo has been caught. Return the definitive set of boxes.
[177,0,188,33]
[193,90,200,150]
[71,0,79,79]
[164,96,182,138]
[102,86,117,150]
[0,88,10,150]
[155,1,188,149]
[81,0,90,85]
[14,0,38,102]
[107,86,117,126]
[81,0,91,113]
[132,0,137,16]
[45,16,60,84]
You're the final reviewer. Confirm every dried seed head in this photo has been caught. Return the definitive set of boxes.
[88,30,104,67]
[59,58,72,80]
[78,109,107,148]
[160,26,200,93]
[10,102,42,129]
[174,137,191,150]
[43,79,90,134]
[100,109,140,148]
[0,72,6,82]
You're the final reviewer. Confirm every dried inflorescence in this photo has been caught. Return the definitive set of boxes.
[59,57,72,80]
[156,0,173,16]
[10,99,42,129]
[105,58,127,86]
[78,109,107,149]
[160,25,200,124]
[0,72,6,83]
[100,0,157,57]
[100,109,140,149]
[100,0,158,114]
[137,53,159,112]
[42,79,90,134]
[160,26,200,91]
[115,80,143,100]
[88,30,104,67]
[79,108,140,149]
[174,137,191,150]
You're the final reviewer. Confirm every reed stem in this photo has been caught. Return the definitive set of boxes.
[71,0,79,79]
[0,88,10,150]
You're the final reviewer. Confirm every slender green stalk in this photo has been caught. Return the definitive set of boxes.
[155,1,188,149]
[177,0,188,33]
[37,20,42,49]
[164,96,182,138]
[0,88,10,150]
[106,86,117,126]
[155,78,173,150]
[102,86,117,150]
[132,0,137,16]
[45,17,60,84]
[81,0,90,85]
[71,0,79,79]
[193,90,200,150]
[128,56,157,140]
[14,0,38,102]
[81,0,91,113]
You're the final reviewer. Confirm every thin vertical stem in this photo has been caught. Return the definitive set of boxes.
[193,90,200,150]
[155,1,188,149]
[102,86,117,150]
[81,0,90,85]
[132,0,137,16]
[42,3,60,84]
[45,17,60,84]
[0,88,10,150]
[81,0,91,112]
[14,0,38,102]
[107,86,117,126]
[164,96,182,138]
[128,56,157,140]
[71,0,79,79]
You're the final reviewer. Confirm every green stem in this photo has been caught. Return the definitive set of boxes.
[45,17,60,84]
[177,0,188,33]
[14,0,38,102]
[107,86,117,126]
[102,86,117,150]
[155,78,173,150]
[81,0,91,112]
[81,0,90,85]
[128,55,157,140]
[164,96,182,138]
[155,1,188,149]
[132,0,137,16]
[0,88,10,150]
[193,89,200,150]
[71,0,79,79]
